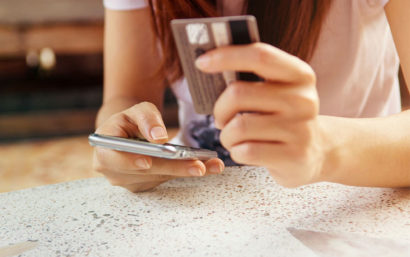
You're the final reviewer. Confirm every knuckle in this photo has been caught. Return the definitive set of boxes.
[231,143,257,164]
[230,151,242,164]
[219,130,229,149]
[213,96,226,121]
[138,102,155,114]
[228,83,246,101]
[135,102,161,118]
[299,64,316,84]
[138,102,163,123]
[253,43,271,66]
[111,112,127,123]
[293,95,318,120]
[95,113,126,135]
[231,114,248,134]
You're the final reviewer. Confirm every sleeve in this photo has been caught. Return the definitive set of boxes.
[103,0,148,10]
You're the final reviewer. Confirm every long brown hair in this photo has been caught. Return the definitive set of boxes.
[148,0,332,84]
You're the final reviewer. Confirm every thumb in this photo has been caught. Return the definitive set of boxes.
[124,102,169,144]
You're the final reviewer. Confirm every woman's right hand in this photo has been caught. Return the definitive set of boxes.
[93,102,225,192]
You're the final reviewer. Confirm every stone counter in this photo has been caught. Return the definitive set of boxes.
[1,166,409,256]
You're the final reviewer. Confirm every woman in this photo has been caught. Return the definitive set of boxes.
[94,0,410,192]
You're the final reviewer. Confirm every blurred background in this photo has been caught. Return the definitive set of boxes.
[0,0,178,192]
[0,0,409,193]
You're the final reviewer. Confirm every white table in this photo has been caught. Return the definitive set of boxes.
[1,166,409,256]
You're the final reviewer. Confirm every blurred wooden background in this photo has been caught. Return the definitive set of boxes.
[0,0,178,141]
[0,0,105,57]
[0,0,104,141]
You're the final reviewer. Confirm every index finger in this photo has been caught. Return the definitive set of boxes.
[96,102,168,144]
[195,42,315,84]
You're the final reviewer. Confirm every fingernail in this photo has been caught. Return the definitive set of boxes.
[188,166,203,177]
[135,158,150,169]
[150,126,168,140]
[209,164,223,174]
[195,55,210,69]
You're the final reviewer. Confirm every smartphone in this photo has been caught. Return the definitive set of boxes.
[88,133,218,160]
[171,15,260,114]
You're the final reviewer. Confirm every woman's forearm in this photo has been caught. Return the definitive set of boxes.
[99,8,165,128]
[320,111,410,187]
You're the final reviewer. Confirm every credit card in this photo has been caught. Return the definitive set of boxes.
[171,15,260,114]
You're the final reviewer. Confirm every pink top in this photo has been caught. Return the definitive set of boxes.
[104,0,400,148]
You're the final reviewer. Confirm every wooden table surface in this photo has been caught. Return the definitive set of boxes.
[0,129,179,193]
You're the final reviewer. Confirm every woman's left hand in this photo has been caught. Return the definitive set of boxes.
[195,43,328,187]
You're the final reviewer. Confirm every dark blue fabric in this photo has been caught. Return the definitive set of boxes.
[188,115,239,166]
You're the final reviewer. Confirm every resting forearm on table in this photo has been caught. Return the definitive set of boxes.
[320,111,410,187]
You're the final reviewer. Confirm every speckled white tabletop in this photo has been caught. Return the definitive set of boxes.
[1,166,410,257]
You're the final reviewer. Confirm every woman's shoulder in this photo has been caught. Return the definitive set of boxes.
[103,0,148,10]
